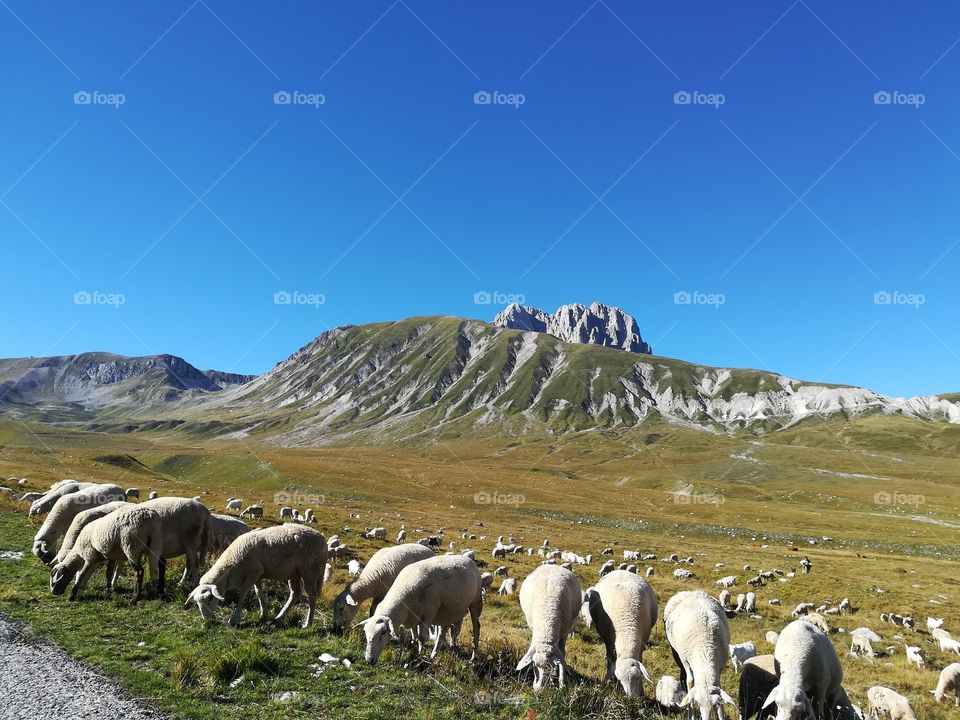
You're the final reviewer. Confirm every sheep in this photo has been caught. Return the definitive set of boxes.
[331,543,434,631]
[461,549,476,561]
[357,554,482,664]
[905,645,924,669]
[280,506,294,521]
[53,500,130,566]
[303,508,315,524]
[932,627,952,641]
[792,602,814,617]
[49,504,163,602]
[936,635,960,655]
[324,562,333,583]
[736,593,747,613]
[717,575,737,588]
[599,559,615,576]
[364,527,387,540]
[730,641,758,672]
[517,564,582,690]
[583,570,657,696]
[928,617,944,631]
[657,675,685,709]
[396,529,406,543]
[624,550,640,561]
[866,686,915,720]
[32,483,127,563]
[802,613,831,635]
[645,566,655,577]
[838,598,851,613]
[673,568,694,580]
[187,524,327,628]
[494,565,508,577]
[499,578,517,595]
[745,592,757,613]
[719,590,731,608]
[127,497,211,592]
[852,627,882,643]
[663,590,736,720]
[849,634,874,658]
[347,559,362,576]
[29,480,92,517]
[239,504,263,520]
[930,662,960,705]
[19,491,43,503]
[739,654,778,720]
[203,513,250,558]
[125,488,140,500]
[225,498,242,512]
[763,619,842,720]
[148,491,158,500]
[766,631,780,647]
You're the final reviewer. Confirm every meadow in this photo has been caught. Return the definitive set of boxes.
[1,414,958,719]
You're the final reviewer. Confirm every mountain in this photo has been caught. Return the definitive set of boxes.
[494,301,652,354]
[2,316,958,445]
[0,353,255,419]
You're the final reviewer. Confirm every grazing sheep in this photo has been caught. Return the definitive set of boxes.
[763,619,842,720]
[324,562,333,583]
[739,654,778,720]
[624,550,640,561]
[730,641,758,672]
[29,481,92,517]
[599,560,615,577]
[187,524,327,628]
[331,543,434,631]
[480,572,494,596]
[766,631,780,647]
[49,504,163,602]
[239,504,263,520]
[850,634,874,658]
[225,498,242,512]
[930,662,960,705]
[303,508,315,524]
[802,613,830,635]
[719,590,731,608]
[32,483,127,563]
[494,565,509,577]
[736,593,747,613]
[364,527,387,540]
[838,597,851,613]
[663,590,736,720]
[584,570,658,697]
[53,500,130,566]
[279,506,294,521]
[938,635,960,655]
[148,491,158,500]
[905,645,924,669]
[19,492,43,503]
[673,568,694,580]
[928,617,944,631]
[203,514,250,558]
[498,578,517,596]
[932,627,952,641]
[792,602,814,617]
[657,675,685,709]
[125,488,140,500]
[645,566,655,577]
[347,559,362,576]
[358,554,482,664]
[717,575,737,588]
[745,592,757,613]
[852,627,882,643]
[866,686,915,720]
[517,564,582,690]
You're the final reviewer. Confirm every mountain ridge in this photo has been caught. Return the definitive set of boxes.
[494,301,652,354]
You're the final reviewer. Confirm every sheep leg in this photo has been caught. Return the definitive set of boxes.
[303,583,317,629]
[275,577,301,623]
[449,621,462,652]
[131,565,145,604]
[69,561,96,601]
[430,625,443,658]
[156,557,167,597]
[670,645,688,690]
[229,584,253,627]
[181,544,199,587]
[104,560,117,592]
[253,584,268,622]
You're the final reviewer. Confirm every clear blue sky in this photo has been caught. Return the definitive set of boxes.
[2,1,959,397]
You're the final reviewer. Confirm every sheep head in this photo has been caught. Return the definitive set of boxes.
[332,589,360,631]
[49,563,75,596]
[357,616,398,665]
[680,685,737,720]
[614,658,653,697]
[762,684,816,720]
[185,584,225,620]
[517,642,564,691]
[32,540,55,564]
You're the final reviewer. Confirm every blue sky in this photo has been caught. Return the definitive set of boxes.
[2,1,959,396]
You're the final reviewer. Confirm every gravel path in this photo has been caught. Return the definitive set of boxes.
[0,618,164,720]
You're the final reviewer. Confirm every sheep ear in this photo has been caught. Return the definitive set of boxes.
[720,689,736,706]
[386,618,399,640]
[345,593,358,607]
[802,694,816,720]
[762,685,780,710]
[679,692,692,708]
[184,589,197,606]
[210,586,225,601]
[555,659,565,689]
[353,618,372,629]
[637,662,653,685]
[516,648,534,671]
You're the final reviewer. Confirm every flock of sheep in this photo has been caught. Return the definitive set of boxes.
[9,477,960,719]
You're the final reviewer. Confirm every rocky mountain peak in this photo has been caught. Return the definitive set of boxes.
[494,301,652,354]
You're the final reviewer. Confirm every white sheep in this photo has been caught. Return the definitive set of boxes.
[850,634,874,658]
[717,575,737,588]
[357,554,482,664]
[730,641,758,672]
[599,560,615,576]
[32,483,127,563]
[364,527,387,540]
[673,568,694,580]
[203,513,249,558]
[517,564,582,690]
[763,619,842,720]
[303,508,315,524]
[745,592,757,613]
[735,593,747,612]
[657,675,685,709]
[739,654,778,720]
[53,500,130,566]
[49,504,164,602]
[583,570,657,696]
[225,498,242,512]
[663,590,736,720]
[938,635,960,655]
[187,524,327,628]
[766,630,780,647]
[867,686,915,720]
[28,480,92,517]
[125,488,140,500]
[331,543,434,631]
[280,506,294,521]
[19,491,44,503]
[719,590,731,608]
[347,559,362,576]
[928,617,944,631]
[148,491,158,500]
[905,645,924,669]
[239,504,263,520]
[624,550,640,561]
[930,662,960,705]
[498,578,517,595]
